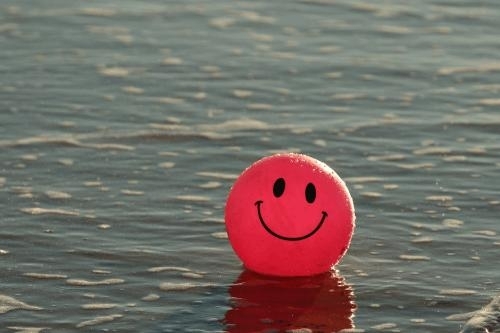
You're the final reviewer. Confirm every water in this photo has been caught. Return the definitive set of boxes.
[1,0,499,331]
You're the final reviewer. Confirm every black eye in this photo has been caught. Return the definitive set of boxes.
[305,183,316,203]
[273,178,285,198]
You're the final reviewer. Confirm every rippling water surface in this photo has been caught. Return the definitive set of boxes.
[1,1,499,332]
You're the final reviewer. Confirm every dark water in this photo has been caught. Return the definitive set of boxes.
[1,0,499,332]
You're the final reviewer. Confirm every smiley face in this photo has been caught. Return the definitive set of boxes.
[255,177,328,241]
[225,153,355,277]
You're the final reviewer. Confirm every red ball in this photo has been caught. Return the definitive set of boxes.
[225,153,355,276]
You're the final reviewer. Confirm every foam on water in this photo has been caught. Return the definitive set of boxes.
[148,266,192,273]
[175,195,211,202]
[81,303,119,310]
[448,295,500,333]
[7,328,48,333]
[120,189,144,196]
[438,63,500,76]
[76,314,123,328]
[0,295,42,314]
[399,254,431,261]
[20,207,79,216]
[66,278,125,286]
[23,273,68,280]
[159,282,216,291]
[440,289,477,297]
[196,171,239,180]
[44,190,72,199]
[141,294,160,302]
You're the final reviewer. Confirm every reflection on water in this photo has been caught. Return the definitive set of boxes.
[223,269,356,332]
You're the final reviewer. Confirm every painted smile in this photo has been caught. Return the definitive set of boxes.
[255,200,328,241]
